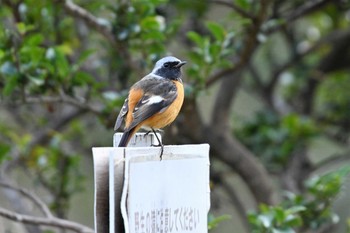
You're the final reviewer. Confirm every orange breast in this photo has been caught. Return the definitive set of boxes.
[142,80,184,129]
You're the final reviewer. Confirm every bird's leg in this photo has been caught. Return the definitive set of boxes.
[144,129,162,137]
[151,128,164,160]
[143,130,152,137]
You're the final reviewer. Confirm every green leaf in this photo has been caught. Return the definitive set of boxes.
[141,16,161,31]
[45,47,55,60]
[77,49,95,65]
[73,71,94,86]
[141,31,165,40]
[258,204,268,213]
[306,166,350,197]
[16,22,27,34]
[209,44,221,60]
[272,228,295,233]
[207,214,231,230]
[118,29,129,40]
[20,46,45,65]
[218,59,233,69]
[187,52,203,65]
[274,207,286,223]
[203,38,212,63]
[286,206,306,215]
[0,143,10,163]
[52,48,70,78]
[285,215,303,227]
[0,61,17,76]
[331,213,339,224]
[187,31,205,48]
[148,0,167,4]
[0,49,5,60]
[223,31,235,48]
[25,34,44,46]
[206,22,225,41]
[335,165,350,177]
[3,76,19,95]
[236,0,250,10]
[28,75,45,86]
[258,214,273,228]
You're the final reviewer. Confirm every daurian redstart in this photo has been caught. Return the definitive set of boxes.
[114,56,186,155]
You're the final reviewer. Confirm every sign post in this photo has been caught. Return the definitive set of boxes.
[92,133,210,233]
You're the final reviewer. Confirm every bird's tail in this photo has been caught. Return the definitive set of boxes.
[118,127,137,147]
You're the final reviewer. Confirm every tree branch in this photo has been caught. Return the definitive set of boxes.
[281,147,312,193]
[203,0,278,206]
[206,0,270,87]
[212,170,251,232]
[178,98,274,205]
[211,0,255,20]
[28,109,87,148]
[211,0,270,125]
[0,182,53,218]
[0,172,42,233]
[284,0,333,23]
[267,28,350,96]
[204,126,278,205]
[247,62,274,108]
[59,0,116,45]
[0,207,94,233]
[21,93,102,115]
[205,66,238,88]
[312,153,350,173]
[265,0,334,34]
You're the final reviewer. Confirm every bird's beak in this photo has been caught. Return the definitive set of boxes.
[175,61,187,68]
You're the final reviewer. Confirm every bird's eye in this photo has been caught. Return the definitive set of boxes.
[164,63,169,68]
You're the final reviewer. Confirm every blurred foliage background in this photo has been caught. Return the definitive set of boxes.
[0,0,350,232]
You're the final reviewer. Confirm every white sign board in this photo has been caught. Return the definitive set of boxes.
[93,134,210,233]
[122,152,209,233]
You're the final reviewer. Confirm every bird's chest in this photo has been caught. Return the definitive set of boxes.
[143,81,184,129]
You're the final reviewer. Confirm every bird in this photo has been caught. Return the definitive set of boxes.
[114,56,186,156]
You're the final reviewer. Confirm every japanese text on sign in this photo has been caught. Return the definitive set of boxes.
[133,206,201,233]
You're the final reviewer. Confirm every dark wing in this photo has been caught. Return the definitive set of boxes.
[114,98,129,131]
[127,79,177,130]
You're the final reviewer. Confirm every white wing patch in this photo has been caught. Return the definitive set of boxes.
[143,95,164,105]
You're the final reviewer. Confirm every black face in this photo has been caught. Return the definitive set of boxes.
[155,61,185,81]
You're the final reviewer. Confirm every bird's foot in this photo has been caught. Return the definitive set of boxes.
[151,143,164,160]
[148,128,164,160]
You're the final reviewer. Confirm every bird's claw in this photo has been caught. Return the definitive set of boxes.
[151,143,164,160]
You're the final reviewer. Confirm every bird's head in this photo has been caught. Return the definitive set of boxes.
[151,56,186,81]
